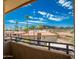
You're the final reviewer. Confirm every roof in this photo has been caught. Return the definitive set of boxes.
[4,0,35,13]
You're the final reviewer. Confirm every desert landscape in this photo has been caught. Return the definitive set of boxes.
[4,26,74,44]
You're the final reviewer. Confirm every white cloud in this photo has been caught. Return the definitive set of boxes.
[29,16,34,19]
[38,11,63,21]
[62,1,71,7]
[23,4,32,7]
[68,5,73,9]
[68,12,72,14]
[8,20,16,23]
[19,22,33,25]
[27,4,32,6]
[58,0,73,9]
[47,13,54,18]
[49,17,63,21]
[68,11,74,16]
[27,15,44,20]
[59,0,66,4]
[32,17,44,20]
[19,22,26,24]
[38,11,47,15]
[38,18,44,20]
[38,11,54,18]
[33,17,39,19]
[28,20,46,24]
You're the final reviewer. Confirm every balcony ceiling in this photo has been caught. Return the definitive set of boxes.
[4,0,35,13]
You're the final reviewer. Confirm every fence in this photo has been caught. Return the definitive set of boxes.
[4,33,74,54]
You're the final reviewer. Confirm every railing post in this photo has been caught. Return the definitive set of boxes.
[48,42,50,50]
[15,36,18,42]
[10,34,12,41]
[66,44,69,54]
[37,40,40,45]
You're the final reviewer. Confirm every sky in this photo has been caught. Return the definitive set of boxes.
[5,0,74,29]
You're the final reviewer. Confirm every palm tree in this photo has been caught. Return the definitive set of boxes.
[23,26,29,32]
[15,21,19,31]
[25,16,28,31]
[25,15,31,39]
[19,26,22,31]
[37,24,43,32]
[31,25,35,39]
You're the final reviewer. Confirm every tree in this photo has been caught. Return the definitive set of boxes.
[31,25,35,39]
[31,25,35,30]
[23,26,29,33]
[15,21,19,31]
[24,16,31,32]
[37,24,43,30]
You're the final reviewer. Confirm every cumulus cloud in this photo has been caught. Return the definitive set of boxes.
[58,0,73,9]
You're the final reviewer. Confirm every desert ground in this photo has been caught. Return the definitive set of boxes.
[4,28,74,44]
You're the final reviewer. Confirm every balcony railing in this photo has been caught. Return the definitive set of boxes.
[4,34,74,55]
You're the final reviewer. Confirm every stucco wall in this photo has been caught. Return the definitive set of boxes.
[3,41,12,55]
[10,42,71,59]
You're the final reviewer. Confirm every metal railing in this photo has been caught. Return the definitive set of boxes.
[4,34,74,54]
[10,36,74,54]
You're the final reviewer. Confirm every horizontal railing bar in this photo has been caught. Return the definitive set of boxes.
[5,36,74,46]
[4,36,74,54]
[18,37,74,46]
[13,39,74,53]
[18,40,48,47]
[50,46,74,52]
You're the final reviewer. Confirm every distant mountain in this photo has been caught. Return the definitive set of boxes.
[42,25,56,29]
[41,25,74,29]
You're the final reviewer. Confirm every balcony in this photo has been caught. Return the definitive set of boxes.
[4,0,74,59]
[4,35,74,59]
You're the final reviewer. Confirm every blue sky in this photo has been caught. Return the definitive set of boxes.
[5,0,74,29]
